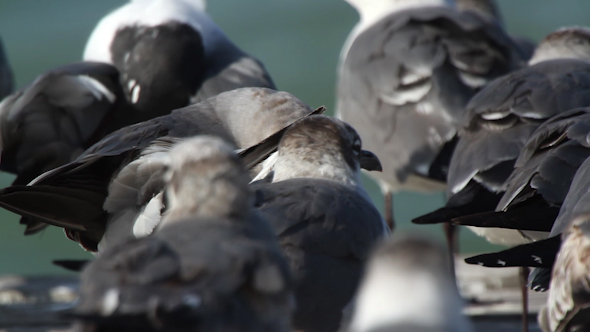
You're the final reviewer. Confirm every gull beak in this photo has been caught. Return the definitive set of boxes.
[360,150,382,172]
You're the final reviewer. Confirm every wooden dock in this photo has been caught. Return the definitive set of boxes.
[0,257,547,331]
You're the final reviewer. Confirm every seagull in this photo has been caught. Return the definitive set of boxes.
[459,108,590,310]
[0,36,13,99]
[0,62,132,185]
[83,0,275,113]
[467,145,590,295]
[348,234,473,332]
[0,0,277,189]
[414,27,590,237]
[0,88,319,251]
[251,115,387,332]
[457,108,590,247]
[336,0,524,231]
[72,136,293,332]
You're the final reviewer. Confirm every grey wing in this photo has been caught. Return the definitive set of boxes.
[449,60,590,195]
[448,124,535,195]
[0,37,13,99]
[211,88,315,149]
[550,158,590,236]
[465,59,590,122]
[192,55,276,103]
[252,179,385,332]
[0,63,123,184]
[33,102,233,186]
[499,109,590,211]
[252,178,386,260]
[337,8,518,190]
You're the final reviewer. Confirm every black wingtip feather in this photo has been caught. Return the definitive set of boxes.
[452,203,558,232]
[412,207,463,224]
[464,235,561,268]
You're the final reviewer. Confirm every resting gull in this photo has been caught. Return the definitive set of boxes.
[0,88,319,251]
[71,136,293,332]
[251,115,387,332]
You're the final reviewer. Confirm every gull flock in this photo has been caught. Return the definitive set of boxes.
[0,0,589,332]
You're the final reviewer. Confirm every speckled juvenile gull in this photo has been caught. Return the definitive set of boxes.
[84,0,275,112]
[251,116,387,332]
[0,88,318,251]
[348,234,472,332]
[72,136,293,332]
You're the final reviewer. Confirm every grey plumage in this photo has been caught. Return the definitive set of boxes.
[337,1,523,192]
[449,58,590,201]
[530,149,590,294]
[449,27,590,199]
[250,115,387,332]
[460,108,590,272]
[0,62,132,185]
[84,0,275,110]
[348,234,472,332]
[0,36,13,100]
[498,109,590,218]
[455,0,535,60]
[0,0,277,188]
[455,0,502,23]
[73,136,293,332]
[0,88,317,251]
[416,28,590,245]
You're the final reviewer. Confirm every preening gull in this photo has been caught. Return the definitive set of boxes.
[336,0,524,229]
[84,0,275,112]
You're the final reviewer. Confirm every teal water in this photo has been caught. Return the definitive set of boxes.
[0,0,589,275]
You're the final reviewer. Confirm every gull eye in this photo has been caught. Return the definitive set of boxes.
[352,140,361,154]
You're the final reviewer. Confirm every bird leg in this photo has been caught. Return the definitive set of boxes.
[443,222,457,279]
[384,190,395,232]
[520,266,530,332]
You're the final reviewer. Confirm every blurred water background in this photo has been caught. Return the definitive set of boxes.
[0,0,589,275]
